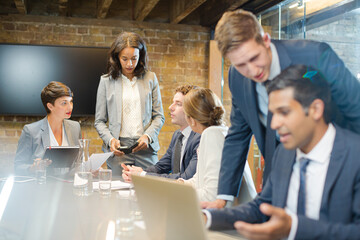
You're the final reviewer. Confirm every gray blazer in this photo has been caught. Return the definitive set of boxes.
[14,117,81,175]
[94,71,165,152]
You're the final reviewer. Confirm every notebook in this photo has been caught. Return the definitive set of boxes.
[132,175,245,240]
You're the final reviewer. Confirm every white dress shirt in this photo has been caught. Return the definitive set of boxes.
[120,75,144,139]
[256,42,281,127]
[286,124,336,239]
[48,121,69,147]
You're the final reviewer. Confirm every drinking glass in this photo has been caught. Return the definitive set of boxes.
[99,169,112,197]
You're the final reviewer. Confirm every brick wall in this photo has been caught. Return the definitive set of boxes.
[0,15,214,175]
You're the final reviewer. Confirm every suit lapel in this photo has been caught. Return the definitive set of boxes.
[138,76,146,124]
[273,150,296,207]
[41,117,50,149]
[114,77,123,124]
[64,120,76,146]
[319,127,346,220]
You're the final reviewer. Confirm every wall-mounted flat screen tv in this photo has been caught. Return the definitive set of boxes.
[0,44,109,116]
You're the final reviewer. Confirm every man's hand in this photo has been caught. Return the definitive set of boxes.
[201,199,227,209]
[234,203,292,240]
[121,163,144,183]
[132,135,149,153]
[110,138,124,156]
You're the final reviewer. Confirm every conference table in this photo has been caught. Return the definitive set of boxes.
[0,175,245,240]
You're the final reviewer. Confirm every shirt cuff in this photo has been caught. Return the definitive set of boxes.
[108,137,115,148]
[217,194,235,202]
[145,134,152,143]
[140,171,147,176]
[285,208,298,240]
[202,209,212,229]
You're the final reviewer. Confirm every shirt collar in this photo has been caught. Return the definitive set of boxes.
[268,42,281,81]
[296,123,336,164]
[121,74,137,82]
[181,126,192,139]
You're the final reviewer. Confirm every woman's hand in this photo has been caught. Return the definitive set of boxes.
[110,138,124,156]
[132,135,149,153]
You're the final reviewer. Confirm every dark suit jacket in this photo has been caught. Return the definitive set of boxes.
[145,130,201,180]
[210,125,360,239]
[14,117,81,175]
[218,39,360,197]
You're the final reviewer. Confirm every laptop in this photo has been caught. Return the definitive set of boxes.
[132,175,245,240]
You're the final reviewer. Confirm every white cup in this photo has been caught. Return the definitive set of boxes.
[99,169,112,197]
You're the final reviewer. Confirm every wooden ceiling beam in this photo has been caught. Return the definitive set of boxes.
[199,0,250,26]
[170,0,207,24]
[14,0,27,14]
[59,0,68,16]
[97,0,114,19]
[135,0,160,22]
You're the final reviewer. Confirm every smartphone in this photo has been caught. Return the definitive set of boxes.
[118,142,139,154]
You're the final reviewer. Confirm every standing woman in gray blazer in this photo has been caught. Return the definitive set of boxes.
[14,82,82,175]
[95,32,165,175]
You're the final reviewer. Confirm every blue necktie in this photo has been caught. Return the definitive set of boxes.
[297,158,310,215]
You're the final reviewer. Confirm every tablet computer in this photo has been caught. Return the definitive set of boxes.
[42,146,80,168]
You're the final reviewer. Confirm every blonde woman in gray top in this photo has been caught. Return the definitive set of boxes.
[95,32,165,175]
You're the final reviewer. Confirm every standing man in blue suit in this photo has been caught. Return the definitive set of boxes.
[122,85,201,181]
[204,65,360,239]
[202,9,360,209]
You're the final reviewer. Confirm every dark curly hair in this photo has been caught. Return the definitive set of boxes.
[106,32,148,79]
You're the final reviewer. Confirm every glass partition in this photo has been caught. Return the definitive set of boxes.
[258,0,360,79]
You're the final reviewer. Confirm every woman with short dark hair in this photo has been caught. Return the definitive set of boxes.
[95,32,165,175]
[14,81,81,175]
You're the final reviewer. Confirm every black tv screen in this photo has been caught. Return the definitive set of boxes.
[0,44,109,116]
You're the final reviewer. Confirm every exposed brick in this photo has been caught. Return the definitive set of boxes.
[16,23,28,31]
[154,45,168,53]
[144,30,156,37]
[5,130,16,137]
[3,22,15,30]
[4,116,14,122]
[77,27,89,35]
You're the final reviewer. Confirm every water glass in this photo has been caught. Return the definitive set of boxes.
[35,158,48,184]
[99,169,112,197]
[73,172,93,196]
[115,195,134,239]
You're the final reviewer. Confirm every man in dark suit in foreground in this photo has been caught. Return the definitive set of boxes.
[122,85,201,181]
[203,65,360,239]
[203,9,360,209]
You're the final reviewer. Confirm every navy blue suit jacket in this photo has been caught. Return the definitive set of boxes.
[210,125,360,239]
[145,130,201,179]
[218,39,360,197]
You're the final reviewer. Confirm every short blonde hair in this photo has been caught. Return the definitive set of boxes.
[215,9,264,56]
[183,88,225,127]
